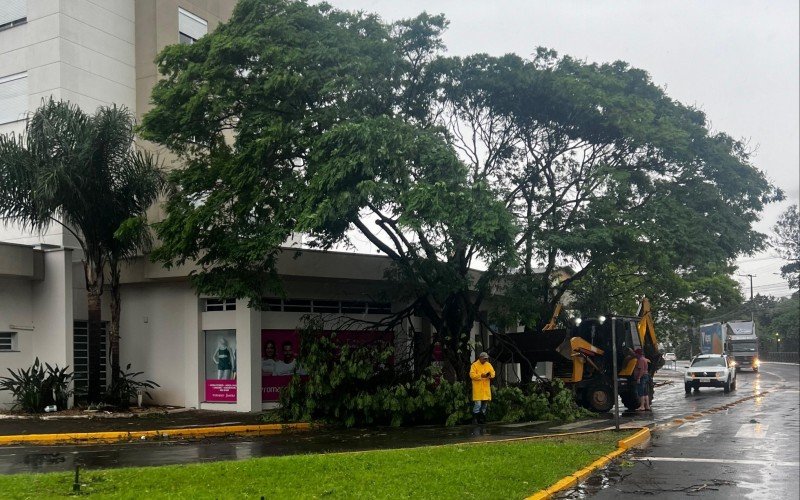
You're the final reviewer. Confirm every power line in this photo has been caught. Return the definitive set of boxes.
[736,256,784,263]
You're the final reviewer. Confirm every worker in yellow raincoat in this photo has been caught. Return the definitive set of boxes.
[470,352,495,424]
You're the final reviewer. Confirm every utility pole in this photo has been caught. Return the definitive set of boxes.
[739,274,756,321]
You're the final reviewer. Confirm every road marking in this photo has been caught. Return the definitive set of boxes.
[671,419,712,437]
[550,420,598,430]
[734,423,769,438]
[633,457,799,467]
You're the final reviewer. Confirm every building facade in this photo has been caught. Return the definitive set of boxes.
[0,1,505,412]
[0,0,235,246]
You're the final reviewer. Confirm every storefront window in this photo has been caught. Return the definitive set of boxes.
[204,329,237,402]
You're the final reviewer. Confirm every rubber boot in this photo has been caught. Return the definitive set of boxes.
[472,414,479,425]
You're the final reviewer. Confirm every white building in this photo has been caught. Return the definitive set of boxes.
[0,1,502,412]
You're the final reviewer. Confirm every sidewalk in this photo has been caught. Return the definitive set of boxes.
[0,405,650,448]
[0,409,268,437]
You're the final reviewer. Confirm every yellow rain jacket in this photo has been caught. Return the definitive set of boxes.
[469,360,495,401]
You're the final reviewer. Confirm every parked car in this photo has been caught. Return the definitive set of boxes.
[685,354,737,393]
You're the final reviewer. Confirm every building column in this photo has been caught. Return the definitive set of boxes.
[235,299,261,412]
[31,248,73,367]
[183,292,202,409]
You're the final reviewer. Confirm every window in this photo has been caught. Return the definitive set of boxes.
[283,299,312,313]
[0,72,27,125]
[262,298,392,315]
[178,8,207,45]
[0,0,26,31]
[0,332,19,352]
[204,298,236,312]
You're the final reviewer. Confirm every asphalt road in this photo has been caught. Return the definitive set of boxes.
[0,361,796,499]
[568,362,800,499]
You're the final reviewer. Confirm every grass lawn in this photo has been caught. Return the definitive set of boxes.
[0,431,628,499]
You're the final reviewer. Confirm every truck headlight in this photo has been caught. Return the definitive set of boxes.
[753,358,760,367]
[716,372,724,377]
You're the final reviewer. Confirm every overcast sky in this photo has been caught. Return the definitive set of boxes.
[326,0,799,298]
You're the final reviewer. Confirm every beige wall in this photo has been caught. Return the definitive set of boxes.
[118,281,197,407]
[0,248,73,409]
[134,0,236,120]
[0,277,35,408]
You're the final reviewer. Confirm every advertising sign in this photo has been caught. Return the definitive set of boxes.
[205,329,237,402]
[261,329,304,402]
[699,323,725,355]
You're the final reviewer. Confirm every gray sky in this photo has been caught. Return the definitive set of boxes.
[327,0,799,297]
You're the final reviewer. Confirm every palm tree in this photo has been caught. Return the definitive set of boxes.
[105,153,164,386]
[0,99,162,402]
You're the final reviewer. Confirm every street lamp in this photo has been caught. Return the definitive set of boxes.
[776,336,781,353]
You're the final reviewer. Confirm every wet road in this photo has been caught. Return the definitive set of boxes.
[565,362,800,499]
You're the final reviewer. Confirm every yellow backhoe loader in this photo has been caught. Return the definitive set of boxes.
[495,298,663,412]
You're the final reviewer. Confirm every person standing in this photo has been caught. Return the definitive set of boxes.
[634,348,651,411]
[469,352,495,424]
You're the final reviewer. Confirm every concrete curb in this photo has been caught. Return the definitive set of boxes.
[525,427,651,500]
[0,422,311,446]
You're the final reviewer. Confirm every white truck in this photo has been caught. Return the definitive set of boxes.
[725,321,759,372]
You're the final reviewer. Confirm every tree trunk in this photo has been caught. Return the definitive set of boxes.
[109,273,121,386]
[84,260,105,404]
[413,317,433,378]
[86,288,104,403]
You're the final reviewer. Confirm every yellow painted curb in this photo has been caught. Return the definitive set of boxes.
[0,422,310,446]
[524,427,650,500]
[618,427,650,449]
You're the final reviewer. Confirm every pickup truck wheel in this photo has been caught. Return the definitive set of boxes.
[585,384,614,413]
[724,378,731,393]
[731,377,737,390]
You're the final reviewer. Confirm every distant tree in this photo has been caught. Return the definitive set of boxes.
[752,293,799,352]
[773,204,799,289]
[0,100,162,399]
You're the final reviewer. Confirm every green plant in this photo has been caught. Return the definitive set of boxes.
[0,358,74,413]
[488,379,593,423]
[102,363,160,408]
[279,322,470,427]
[278,320,590,427]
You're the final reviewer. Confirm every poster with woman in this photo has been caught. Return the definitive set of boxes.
[205,329,237,402]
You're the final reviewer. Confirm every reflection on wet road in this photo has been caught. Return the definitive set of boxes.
[565,362,800,499]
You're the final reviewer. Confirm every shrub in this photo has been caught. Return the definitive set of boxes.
[489,379,594,423]
[0,358,74,413]
[103,364,160,408]
[278,320,590,427]
[279,324,470,427]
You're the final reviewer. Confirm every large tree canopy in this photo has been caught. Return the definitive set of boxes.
[140,0,780,380]
[431,50,781,328]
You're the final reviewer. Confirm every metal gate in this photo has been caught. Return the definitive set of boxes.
[73,321,107,398]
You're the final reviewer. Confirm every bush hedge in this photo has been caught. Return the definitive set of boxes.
[278,323,592,427]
